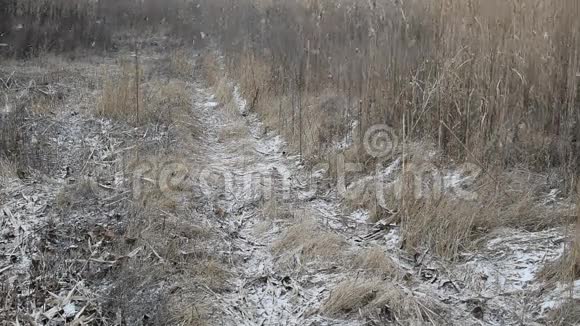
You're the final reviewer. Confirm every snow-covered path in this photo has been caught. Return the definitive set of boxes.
[191,86,353,325]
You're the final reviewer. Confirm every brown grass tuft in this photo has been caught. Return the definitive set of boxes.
[145,79,192,125]
[169,49,194,78]
[98,60,192,126]
[546,299,580,326]
[353,247,400,278]
[272,219,345,268]
[98,61,141,123]
[0,158,17,182]
[321,278,384,317]
[199,52,223,88]
[214,77,234,105]
[55,178,100,209]
[322,278,445,323]
[171,305,208,326]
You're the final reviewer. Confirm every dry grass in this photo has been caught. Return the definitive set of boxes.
[542,199,580,283]
[197,0,580,257]
[112,182,229,321]
[198,0,579,171]
[398,168,570,259]
[0,24,209,324]
[169,49,194,78]
[337,151,569,259]
[0,158,17,182]
[1,0,202,58]
[341,169,402,224]
[217,119,248,143]
[401,197,479,259]
[55,178,99,209]
[199,52,223,90]
[98,58,192,126]
[0,105,24,161]
[112,155,227,322]
[30,96,60,115]
[539,250,580,284]
[321,278,385,317]
[204,74,254,143]
[91,45,216,322]
[322,278,445,323]
[205,52,347,162]
[353,247,400,278]
[272,219,345,268]
[214,77,234,105]
[169,304,208,326]
[0,82,62,175]
[98,61,141,122]
[145,79,192,125]
[546,299,580,325]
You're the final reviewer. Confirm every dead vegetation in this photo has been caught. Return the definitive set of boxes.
[98,61,142,123]
[190,1,580,322]
[272,219,345,270]
[198,0,580,173]
[546,299,580,325]
[98,56,193,126]
[196,0,580,267]
[322,278,445,324]
[0,158,16,181]
[169,48,195,79]
[540,195,580,284]
[352,247,400,279]
[0,0,203,58]
[1,0,580,324]
[0,34,223,323]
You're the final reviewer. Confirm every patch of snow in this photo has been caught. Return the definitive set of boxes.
[384,228,401,249]
[204,101,219,108]
[543,188,561,205]
[349,209,369,224]
[233,86,247,114]
[541,279,580,315]
[472,228,565,292]
[63,303,77,318]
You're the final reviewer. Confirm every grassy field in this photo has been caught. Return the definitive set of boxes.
[197,0,580,268]
[1,0,579,324]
